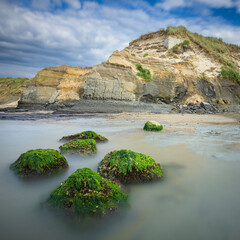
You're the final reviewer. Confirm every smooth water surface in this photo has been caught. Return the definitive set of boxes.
[0,117,240,240]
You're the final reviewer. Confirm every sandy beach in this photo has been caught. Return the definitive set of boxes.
[107,112,240,124]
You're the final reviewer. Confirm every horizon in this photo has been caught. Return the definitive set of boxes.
[0,0,240,78]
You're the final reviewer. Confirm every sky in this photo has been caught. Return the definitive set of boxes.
[0,0,240,78]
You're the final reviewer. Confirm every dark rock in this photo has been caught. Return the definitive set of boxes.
[200,102,211,110]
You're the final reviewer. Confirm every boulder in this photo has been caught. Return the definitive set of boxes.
[10,149,68,177]
[59,139,96,154]
[143,121,163,131]
[47,168,128,217]
[98,149,163,184]
[200,102,211,110]
[60,130,108,142]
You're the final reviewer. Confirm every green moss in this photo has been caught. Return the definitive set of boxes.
[10,149,68,176]
[219,67,240,83]
[181,40,190,46]
[136,63,152,81]
[131,53,136,56]
[59,139,97,154]
[47,168,128,217]
[143,53,148,57]
[143,121,163,131]
[98,150,163,183]
[60,130,108,142]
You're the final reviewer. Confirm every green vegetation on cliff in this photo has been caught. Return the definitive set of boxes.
[0,77,33,99]
[98,149,163,183]
[136,63,152,80]
[169,39,190,54]
[47,168,128,217]
[219,66,240,83]
[10,149,68,176]
[59,139,97,154]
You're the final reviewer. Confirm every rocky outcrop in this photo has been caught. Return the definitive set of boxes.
[21,65,90,104]
[163,36,183,50]
[173,102,220,114]
[83,63,142,101]
[18,26,240,109]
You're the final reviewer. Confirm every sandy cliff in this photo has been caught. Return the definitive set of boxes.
[19,26,240,108]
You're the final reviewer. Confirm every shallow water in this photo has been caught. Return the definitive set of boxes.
[0,117,240,240]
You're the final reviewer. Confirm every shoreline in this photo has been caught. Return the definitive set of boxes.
[0,99,239,123]
[0,110,239,125]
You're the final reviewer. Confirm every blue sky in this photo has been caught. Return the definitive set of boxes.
[0,0,240,78]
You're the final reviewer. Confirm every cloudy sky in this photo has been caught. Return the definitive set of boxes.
[0,0,240,78]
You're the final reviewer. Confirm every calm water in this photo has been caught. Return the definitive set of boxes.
[0,116,240,240]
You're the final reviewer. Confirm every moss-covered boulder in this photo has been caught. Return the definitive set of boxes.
[10,149,68,177]
[98,149,163,184]
[59,139,96,154]
[47,168,128,217]
[60,131,108,142]
[143,121,163,131]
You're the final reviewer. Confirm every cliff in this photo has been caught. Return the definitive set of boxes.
[5,26,240,110]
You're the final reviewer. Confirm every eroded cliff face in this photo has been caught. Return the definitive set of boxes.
[20,27,240,107]
[21,65,90,104]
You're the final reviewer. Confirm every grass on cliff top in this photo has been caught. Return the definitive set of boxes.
[166,26,240,69]
[48,168,128,217]
[0,77,33,95]
[133,26,240,78]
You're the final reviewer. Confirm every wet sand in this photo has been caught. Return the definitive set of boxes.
[107,112,239,125]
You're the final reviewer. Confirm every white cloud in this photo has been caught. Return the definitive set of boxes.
[156,0,239,10]
[156,0,187,11]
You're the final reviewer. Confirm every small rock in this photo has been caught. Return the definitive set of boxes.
[143,120,163,131]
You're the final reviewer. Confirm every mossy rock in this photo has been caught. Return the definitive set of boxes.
[143,121,163,131]
[47,168,128,217]
[60,131,108,142]
[10,149,68,177]
[98,150,163,184]
[59,139,96,154]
